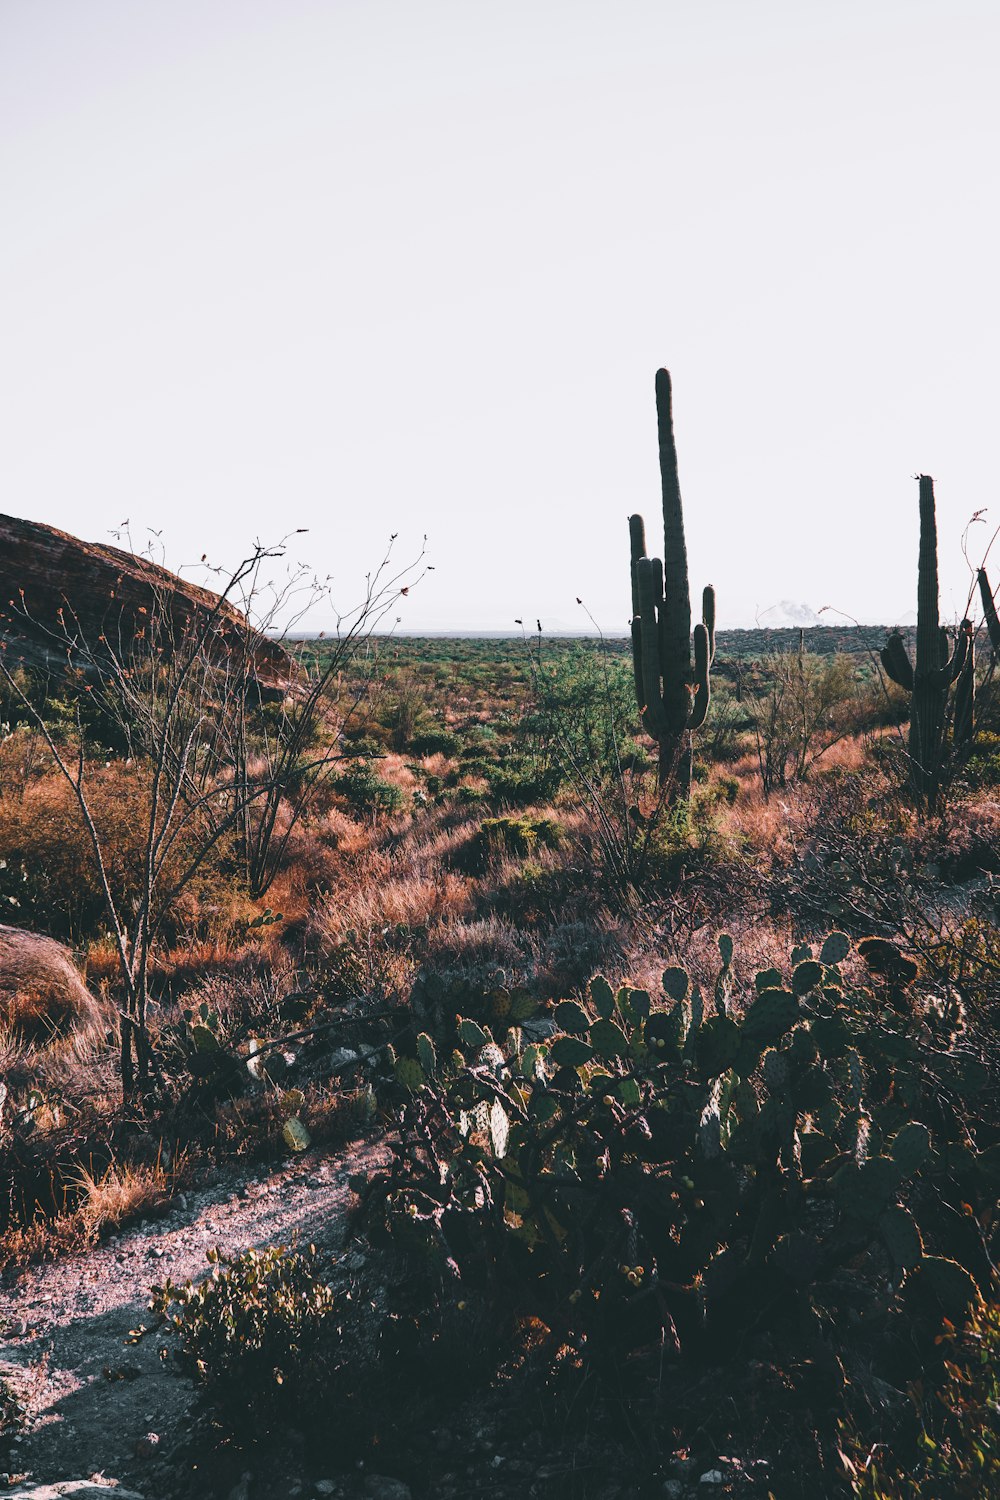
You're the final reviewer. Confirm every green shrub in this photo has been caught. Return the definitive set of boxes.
[460,815,563,873]
[409,730,460,757]
[145,1243,336,1432]
[961,731,1000,789]
[484,761,564,806]
[333,761,404,816]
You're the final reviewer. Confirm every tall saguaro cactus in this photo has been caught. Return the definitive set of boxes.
[629,369,715,799]
[881,475,970,808]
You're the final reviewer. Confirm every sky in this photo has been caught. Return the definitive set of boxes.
[3,1,1000,633]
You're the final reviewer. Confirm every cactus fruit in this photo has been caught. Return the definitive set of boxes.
[880,476,971,806]
[629,370,715,798]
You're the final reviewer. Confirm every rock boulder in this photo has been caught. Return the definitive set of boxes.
[0,514,293,692]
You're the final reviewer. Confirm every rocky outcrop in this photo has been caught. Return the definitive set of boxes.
[0,515,293,691]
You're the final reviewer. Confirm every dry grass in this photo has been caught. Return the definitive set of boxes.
[70,1151,186,1237]
[1,1150,189,1271]
[0,926,105,1041]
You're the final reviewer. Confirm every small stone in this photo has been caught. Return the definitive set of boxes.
[330,1048,360,1069]
[699,1473,724,1486]
[662,1484,684,1498]
[315,1483,336,1497]
[363,1479,412,1500]
[135,1431,161,1459]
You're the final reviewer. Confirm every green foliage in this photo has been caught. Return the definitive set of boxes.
[145,1243,336,1433]
[961,729,1000,789]
[483,760,563,807]
[522,646,637,786]
[357,933,994,1375]
[845,1297,1000,1497]
[408,729,460,757]
[333,760,404,816]
[743,647,860,795]
[467,815,564,870]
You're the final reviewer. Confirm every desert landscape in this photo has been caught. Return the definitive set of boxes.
[4,4,999,1497]
[0,366,998,1500]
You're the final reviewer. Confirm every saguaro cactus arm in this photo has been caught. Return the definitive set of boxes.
[702,584,716,666]
[635,556,667,739]
[940,622,969,686]
[690,620,711,730]
[978,568,1000,656]
[954,620,976,750]
[881,632,914,691]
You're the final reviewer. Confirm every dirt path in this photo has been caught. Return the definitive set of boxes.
[0,1137,382,1496]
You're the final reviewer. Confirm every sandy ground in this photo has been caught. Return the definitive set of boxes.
[0,1138,383,1496]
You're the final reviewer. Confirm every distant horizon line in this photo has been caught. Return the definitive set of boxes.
[280,622,906,641]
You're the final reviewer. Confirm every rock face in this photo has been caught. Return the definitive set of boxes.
[0,924,104,1040]
[0,514,293,690]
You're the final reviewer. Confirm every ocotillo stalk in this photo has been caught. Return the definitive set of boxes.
[880,475,969,807]
[628,369,715,798]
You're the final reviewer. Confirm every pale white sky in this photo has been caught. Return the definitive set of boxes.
[3,1,999,631]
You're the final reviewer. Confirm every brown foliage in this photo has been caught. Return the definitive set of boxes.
[0,924,104,1040]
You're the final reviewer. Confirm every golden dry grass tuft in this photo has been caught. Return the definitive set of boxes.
[0,925,105,1042]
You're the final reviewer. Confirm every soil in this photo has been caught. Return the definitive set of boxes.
[0,1138,384,1498]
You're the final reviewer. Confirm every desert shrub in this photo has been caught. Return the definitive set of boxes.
[333,761,404,817]
[461,815,564,873]
[146,1244,337,1432]
[484,760,563,806]
[845,1296,1000,1497]
[960,730,1000,789]
[409,729,459,757]
[523,644,635,786]
[743,649,860,794]
[149,1240,508,1457]
[0,767,236,945]
[538,916,627,993]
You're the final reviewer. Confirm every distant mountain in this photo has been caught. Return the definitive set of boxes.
[755,601,823,628]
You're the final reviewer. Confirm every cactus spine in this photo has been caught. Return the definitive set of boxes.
[880,475,970,807]
[629,369,715,798]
